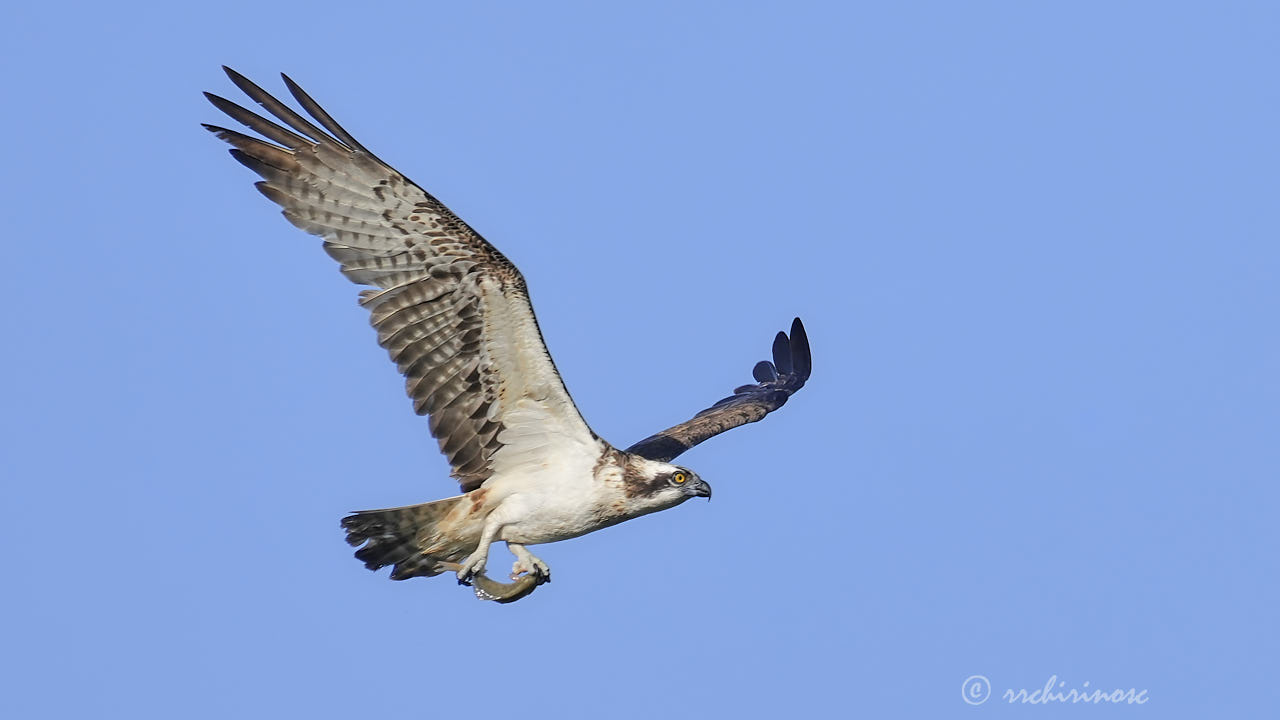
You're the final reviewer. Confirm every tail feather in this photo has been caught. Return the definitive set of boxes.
[341,496,466,580]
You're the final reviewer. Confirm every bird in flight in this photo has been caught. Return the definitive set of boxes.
[204,68,811,601]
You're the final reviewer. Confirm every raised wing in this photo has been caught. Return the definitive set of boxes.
[204,67,599,492]
[627,318,811,462]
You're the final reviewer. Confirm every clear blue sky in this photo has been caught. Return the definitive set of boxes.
[4,2,1276,718]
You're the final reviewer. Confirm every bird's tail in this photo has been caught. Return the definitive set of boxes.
[341,496,469,580]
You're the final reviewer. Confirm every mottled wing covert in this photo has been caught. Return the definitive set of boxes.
[204,68,596,492]
[626,318,811,462]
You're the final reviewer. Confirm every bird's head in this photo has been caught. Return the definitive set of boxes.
[623,456,712,513]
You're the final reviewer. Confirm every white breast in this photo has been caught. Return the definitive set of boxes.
[481,428,620,545]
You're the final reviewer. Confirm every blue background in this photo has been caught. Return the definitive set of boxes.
[4,2,1276,717]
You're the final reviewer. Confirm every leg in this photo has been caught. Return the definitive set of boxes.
[508,543,551,583]
[456,516,503,585]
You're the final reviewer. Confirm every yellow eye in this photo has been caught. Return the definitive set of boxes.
[673,472,687,483]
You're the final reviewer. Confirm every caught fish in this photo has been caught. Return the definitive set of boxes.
[440,562,548,603]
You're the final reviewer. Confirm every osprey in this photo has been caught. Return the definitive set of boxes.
[204,68,811,601]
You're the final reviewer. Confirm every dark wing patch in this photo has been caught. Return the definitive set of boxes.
[626,318,811,462]
[205,68,593,492]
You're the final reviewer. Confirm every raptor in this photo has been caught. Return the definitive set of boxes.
[204,68,811,601]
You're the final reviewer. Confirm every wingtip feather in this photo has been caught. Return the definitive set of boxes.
[752,361,778,383]
[280,71,375,156]
[222,65,256,93]
[789,317,812,380]
[772,331,793,375]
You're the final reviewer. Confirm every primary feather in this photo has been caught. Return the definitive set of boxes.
[205,67,595,493]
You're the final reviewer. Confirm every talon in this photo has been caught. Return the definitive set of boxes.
[510,561,550,584]
[533,563,551,584]
[456,555,487,586]
[507,544,551,587]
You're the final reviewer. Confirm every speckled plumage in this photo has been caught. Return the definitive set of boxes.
[205,68,809,596]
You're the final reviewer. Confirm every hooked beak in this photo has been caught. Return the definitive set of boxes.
[693,479,712,500]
